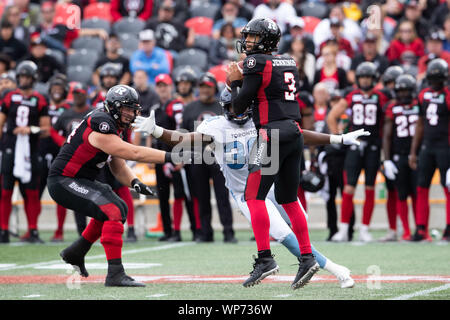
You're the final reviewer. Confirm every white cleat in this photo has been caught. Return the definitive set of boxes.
[378,229,397,242]
[334,265,355,289]
[359,225,373,243]
[331,224,349,242]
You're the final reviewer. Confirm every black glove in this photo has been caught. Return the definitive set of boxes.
[164,151,202,165]
[131,178,154,196]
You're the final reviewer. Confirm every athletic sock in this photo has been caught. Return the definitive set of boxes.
[247,199,271,252]
[115,186,134,226]
[82,218,104,243]
[24,190,41,230]
[397,199,410,236]
[0,190,13,230]
[297,186,307,213]
[173,198,183,231]
[282,201,312,255]
[362,189,375,226]
[257,249,272,259]
[341,192,354,224]
[324,259,343,277]
[193,197,201,230]
[101,221,124,261]
[411,195,418,224]
[416,187,430,228]
[56,205,67,233]
[445,188,450,226]
[387,190,397,230]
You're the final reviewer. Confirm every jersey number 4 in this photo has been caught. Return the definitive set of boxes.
[284,72,296,101]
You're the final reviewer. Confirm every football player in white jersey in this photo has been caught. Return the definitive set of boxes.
[133,89,369,288]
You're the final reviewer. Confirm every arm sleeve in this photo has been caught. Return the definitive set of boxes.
[231,73,261,116]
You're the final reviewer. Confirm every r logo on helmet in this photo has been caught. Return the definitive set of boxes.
[114,86,127,96]
[99,122,110,133]
[267,19,277,31]
[247,57,256,69]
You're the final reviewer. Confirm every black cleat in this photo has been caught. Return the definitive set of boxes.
[411,226,432,242]
[168,230,182,242]
[243,255,279,287]
[224,235,238,243]
[291,254,320,290]
[158,234,171,241]
[125,227,137,243]
[0,229,9,243]
[105,264,146,287]
[27,229,45,244]
[60,237,92,277]
[441,226,450,242]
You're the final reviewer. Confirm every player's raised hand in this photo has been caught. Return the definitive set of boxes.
[132,110,162,138]
[131,178,154,196]
[165,151,202,165]
[341,129,371,146]
[227,62,244,82]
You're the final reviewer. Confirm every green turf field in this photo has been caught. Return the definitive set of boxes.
[0,229,449,300]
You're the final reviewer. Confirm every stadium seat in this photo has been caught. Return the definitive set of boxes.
[71,36,104,54]
[113,17,146,35]
[189,2,220,19]
[83,3,112,22]
[54,3,81,29]
[193,35,212,53]
[296,2,329,19]
[67,65,93,84]
[81,18,111,34]
[208,64,227,84]
[0,2,4,18]
[172,65,203,81]
[67,49,99,69]
[46,49,65,65]
[302,16,321,35]
[185,17,213,36]
[118,33,139,52]
[174,48,208,71]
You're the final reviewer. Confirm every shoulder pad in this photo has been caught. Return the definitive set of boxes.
[243,54,267,75]
[88,110,118,135]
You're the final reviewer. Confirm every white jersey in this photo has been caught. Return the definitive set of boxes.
[196,116,257,194]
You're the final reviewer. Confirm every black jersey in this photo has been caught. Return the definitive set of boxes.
[182,99,223,133]
[152,98,184,151]
[54,106,94,138]
[417,87,450,147]
[385,100,420,155]
[0,89,48,152]
[49,108,120,180]
[239,54,301,129]
[40,102,71,156]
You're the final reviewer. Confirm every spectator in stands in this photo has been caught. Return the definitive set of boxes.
[110,0,153,23]
[319,17,354,59]
[253,0,297,34]
[132,70,159,118]
[92,33,131,87]
[209,23,240,66]
[430,0,450,28]
[288,36,315,92]
[386,20,425,65]
[0,72,16,98]
[316,39,351,72]
[212,1,247,40]
[348,33,389,84]
[9,0,40,30]
[443,14,450,52]
[214,0,253,22]
[152,0,190,24]
[314,41,348,92]
[278,17,315,56]
[145,0,195,55]
[313,4,362,53]
[31,1,108,53]
[417,28,450,81]
[0,20,27,66]
[400,0,430,41]
[0,54,12,75]
[2,4,30,45]
[130,29,171,85]
[26,35,65,83]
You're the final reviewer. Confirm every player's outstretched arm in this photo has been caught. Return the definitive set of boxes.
[302,128,370,146]
[109,157,154,195]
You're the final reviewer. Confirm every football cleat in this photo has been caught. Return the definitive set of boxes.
[243,255,279,287]
[125,227,137,243]
[401,233,412,241]
[358,225,373,243]
[27,229,45,244]
[291,254,319,290]
[411,227,432,242]
[168,230,182,242]
[378,229,397,242]
[331,228,349,242]
[51,230,64,243]
[105,264,146,287]
[0,229,9,243]
[60,238,91,277]
[332,265,355,289]
[442,226,450,242]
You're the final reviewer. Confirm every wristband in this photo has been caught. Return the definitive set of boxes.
[164,152,173,164]
[330,134,343,144]
[152,125,163,139]
[131,178,140,187]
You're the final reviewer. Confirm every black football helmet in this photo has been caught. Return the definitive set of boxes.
[426,58,448,90]
[355,62,379,91]
[237,18,281,55]
[219,88,251,125]
[382,66,404,86]
[104,85,141,128]
[99,63,121,90]
[300,170,325,193]
[15,60,38,90]
[48,73,69,102]
[175,67,197,97]
[394,74,416,104]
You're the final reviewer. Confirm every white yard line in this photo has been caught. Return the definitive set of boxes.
[0,242,193,272]
[388,283,450,300]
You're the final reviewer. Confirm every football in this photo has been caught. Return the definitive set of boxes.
[225,60,244,91]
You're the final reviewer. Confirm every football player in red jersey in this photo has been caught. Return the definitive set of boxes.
[383,74,419,241]
[91,62,121,109]
[0,61,51,243]
[327,62,390,242]
[409,59,450,242]
[47,85,198,287]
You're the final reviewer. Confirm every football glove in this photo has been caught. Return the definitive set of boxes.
[131,178,154,196]
[383,160,398,181]
[132,110,163,138]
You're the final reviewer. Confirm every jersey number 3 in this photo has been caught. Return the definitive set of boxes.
[284,72,296,101]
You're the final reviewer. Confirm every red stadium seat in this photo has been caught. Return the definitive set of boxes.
[185,17,213,36]
[54,3,81,29]
[302,16,321,34]
[84,3,112,22]
[0,3,4,18]
[208,64,228,84]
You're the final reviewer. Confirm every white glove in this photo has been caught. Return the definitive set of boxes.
[384,160,398,180]
[131,110,163,138]
[446,168,450,190]
[336,129,371,146]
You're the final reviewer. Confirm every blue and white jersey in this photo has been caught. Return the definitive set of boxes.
[196,116,257,194]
